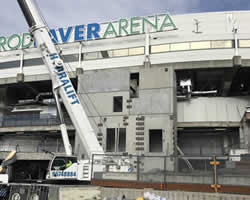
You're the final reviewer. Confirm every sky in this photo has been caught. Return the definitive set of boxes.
[1,0,250,36]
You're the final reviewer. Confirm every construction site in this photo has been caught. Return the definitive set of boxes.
[0,0,250,199]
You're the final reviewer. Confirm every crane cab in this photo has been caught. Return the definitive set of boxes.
[46,156,78,180]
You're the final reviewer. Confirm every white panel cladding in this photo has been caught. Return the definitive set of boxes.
[82,55,145,71]
[150,49,235,65]
[177,96,250,123]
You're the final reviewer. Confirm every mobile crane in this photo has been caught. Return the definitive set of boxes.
[16,0,131,182]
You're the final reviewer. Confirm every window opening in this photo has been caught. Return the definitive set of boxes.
[130,73,139,98]
[106,128,116,152]
[106,128,126,152]
[113,96,123,112]
[149,129,163,152]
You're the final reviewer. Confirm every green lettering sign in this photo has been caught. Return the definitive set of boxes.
[119,19,129,36]
[130,17,140,34]
[0,37,6,51]
[22,33,33,49]
[160,14,176,31]
[0,14,177,52]
[7,34,21,50]
[142,16,158,33]
[104,22,118,38]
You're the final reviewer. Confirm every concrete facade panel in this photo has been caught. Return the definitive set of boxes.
[144,116,174,156]
[79,92,130,117]
[140,66,171,89]
[130,89,171,115]
[86,115,135,154]
[78,68,130,93]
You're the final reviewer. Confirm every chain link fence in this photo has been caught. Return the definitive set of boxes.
[92,154,250,184]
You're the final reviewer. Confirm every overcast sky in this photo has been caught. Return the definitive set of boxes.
[1,0,250,36]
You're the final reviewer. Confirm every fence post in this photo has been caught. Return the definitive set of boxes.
[163,156,167,186]
[210,155,221,193]
[137,155,140,181]
[91,154,94,180]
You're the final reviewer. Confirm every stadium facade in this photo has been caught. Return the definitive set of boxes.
[0,11,250,179]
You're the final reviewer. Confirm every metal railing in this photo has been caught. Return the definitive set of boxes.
[0,114,72,127]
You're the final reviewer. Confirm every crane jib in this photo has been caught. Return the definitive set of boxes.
[49,53,80,105]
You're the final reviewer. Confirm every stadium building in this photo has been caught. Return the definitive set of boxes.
[0,11,250,180]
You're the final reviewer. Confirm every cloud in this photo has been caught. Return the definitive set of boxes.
[1,0,250,36]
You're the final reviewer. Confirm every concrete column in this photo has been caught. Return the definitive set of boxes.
[17,51,24,83]
[144,32,151,68]
[76,68,84,76]
[0,87,7,127]
[16,73,25,82]
[240,120,250,150]
[232,55,242,67]
[223,135,229,154]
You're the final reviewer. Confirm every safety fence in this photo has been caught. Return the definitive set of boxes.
[92,153,250,191]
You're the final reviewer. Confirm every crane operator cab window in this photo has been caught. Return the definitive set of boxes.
[51,156,77,170]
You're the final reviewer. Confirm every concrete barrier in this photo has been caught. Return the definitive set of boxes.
[59,186,101,200]
[101,187,250,200]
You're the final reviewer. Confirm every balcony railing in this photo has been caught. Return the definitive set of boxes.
[0,114,72,127]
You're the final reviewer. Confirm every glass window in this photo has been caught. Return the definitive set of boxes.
[211,40,232,48]
[170,42,190,51]
[107,50,113,57]
[63,54,79,62]
[52,159,65,170]
[24,58,43,67]
[112,49,129,57]
[151,44,169,53]
[129,47,144,56]
[51,157,77,170]
[100,51,112,58]
[190,41,211,49]
[84,52,99,60]
[0,60,19,69]
[239,40,250,48]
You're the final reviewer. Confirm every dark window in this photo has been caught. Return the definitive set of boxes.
[52,159,65,170]
[106,128,126,152]
[113,96,123,112]
[51,156,77,170]
[106,128,116,152]
[118,128,126,152]
[149,129,163,152]
[130,73,139,98]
